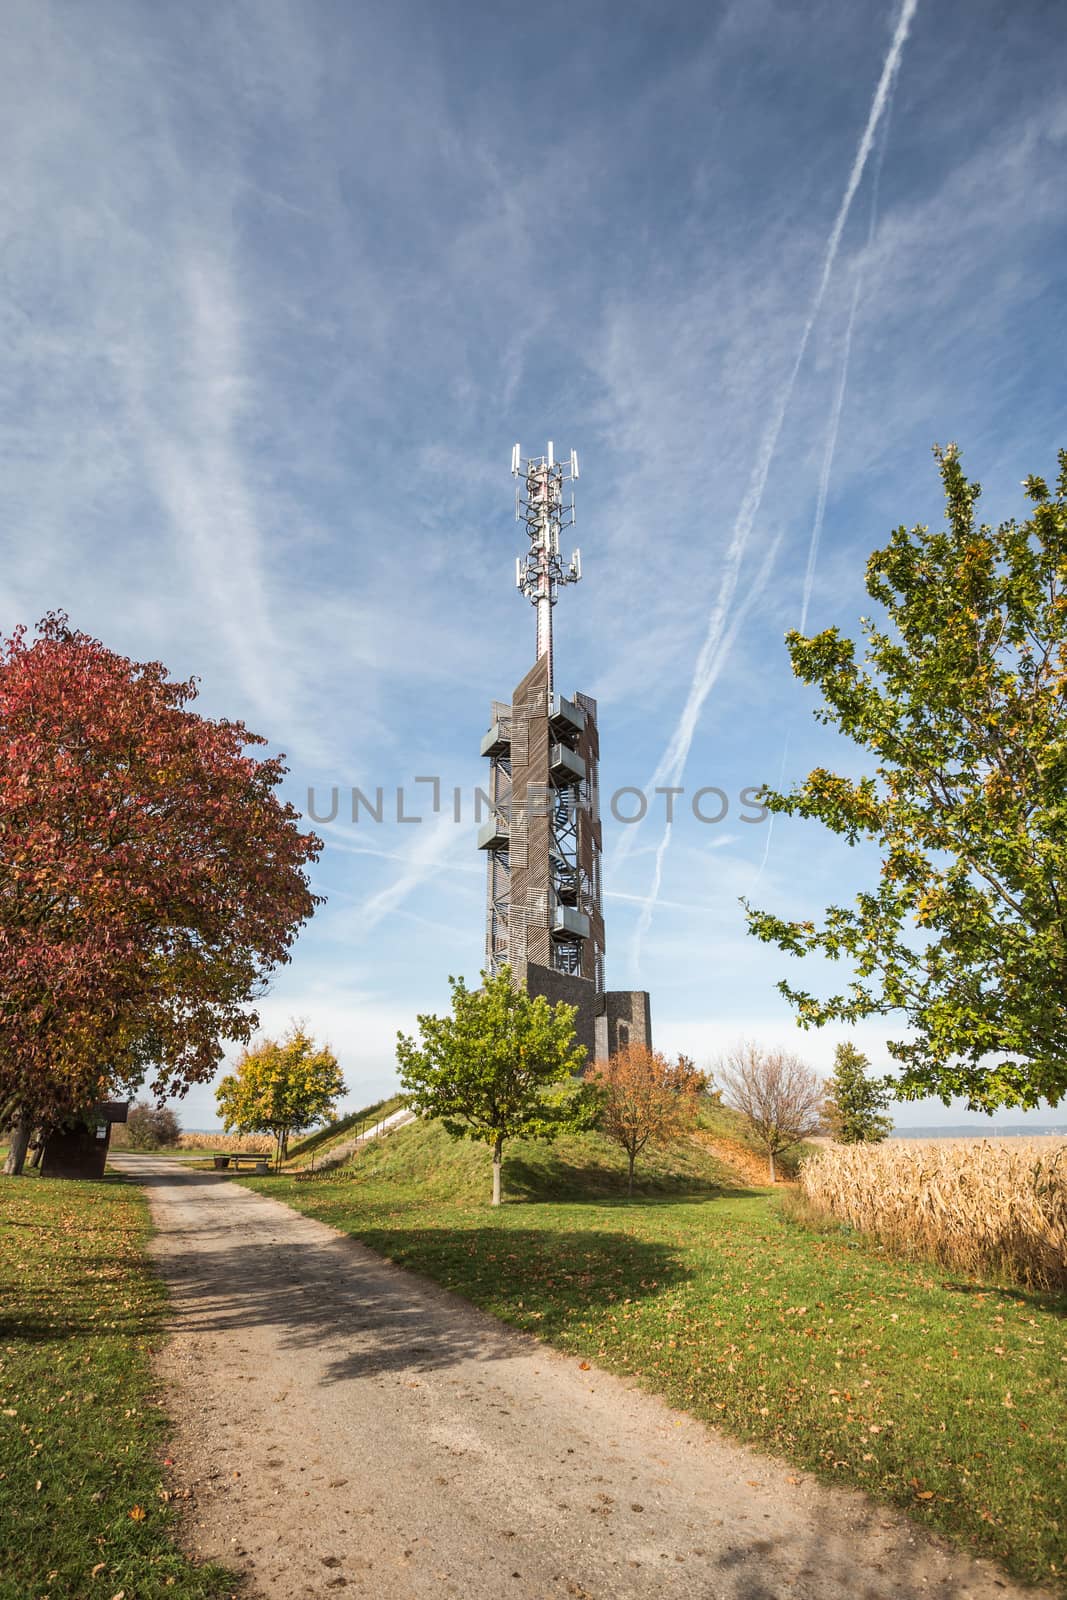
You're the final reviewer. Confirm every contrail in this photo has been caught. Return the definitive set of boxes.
[753,90,899,895]
[798,269,862,638]
[625,0,920,955]
[631,528,784,969]
[799,93,896,637]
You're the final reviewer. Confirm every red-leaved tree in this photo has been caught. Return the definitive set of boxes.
[1,614,322,1173]
[591,1044,706,1195]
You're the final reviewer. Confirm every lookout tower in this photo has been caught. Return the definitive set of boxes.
[478,443,651,1064]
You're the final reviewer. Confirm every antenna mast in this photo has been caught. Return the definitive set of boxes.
[512,441,581,693]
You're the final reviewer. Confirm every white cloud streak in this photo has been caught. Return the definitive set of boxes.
[623,0,921,960]
[630,525,784,968]
[353,816,470,935]
[134,250,294,728]
[754,95,899,895]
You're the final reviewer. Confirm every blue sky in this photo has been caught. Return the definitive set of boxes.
[4,0,1066,1130]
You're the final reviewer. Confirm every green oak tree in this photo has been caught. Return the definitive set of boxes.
[825,1043,893,1144]
[396,967,592,1205]
[746,445,1067,1111]
[216,1023,346,1166]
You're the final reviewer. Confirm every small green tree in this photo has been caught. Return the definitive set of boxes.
[397,967,591,1205]
[746,446,1067,1112]
[215,1022,346,1166]
[825,1043,893,1144]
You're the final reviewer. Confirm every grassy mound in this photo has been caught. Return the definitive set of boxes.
[302,1112,747,1202]
[286,1093,408,1165]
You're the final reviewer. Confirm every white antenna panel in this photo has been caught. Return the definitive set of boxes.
[511,443,521,475]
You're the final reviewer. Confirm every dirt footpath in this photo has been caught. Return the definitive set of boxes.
[114,1154,1040,1600]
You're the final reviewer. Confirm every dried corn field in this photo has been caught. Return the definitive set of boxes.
[177,1131,274,1154]
[799,1138,1067,1290]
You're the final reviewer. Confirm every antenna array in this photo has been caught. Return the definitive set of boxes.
[511,441,581,692]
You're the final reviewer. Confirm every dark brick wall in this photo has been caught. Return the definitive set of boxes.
[599,990,653,1058]
[525,962,598,1067]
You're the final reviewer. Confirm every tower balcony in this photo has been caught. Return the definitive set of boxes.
[549,694,586,743]
[553,868,580,905]
[480,720,511,758]
[552,905,589,941]
[550,743,586,786]
[477,816,510,851]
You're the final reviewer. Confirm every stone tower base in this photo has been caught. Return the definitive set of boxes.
[526,964,652,1067]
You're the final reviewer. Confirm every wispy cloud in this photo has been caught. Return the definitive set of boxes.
[4,0,1064,1126]
[354,816,472,936]
[621,0,921,960]
[131,247,295,728]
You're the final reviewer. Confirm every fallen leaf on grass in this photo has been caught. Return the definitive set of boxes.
[91,1563,106,1578]
[128,1505,146,1521]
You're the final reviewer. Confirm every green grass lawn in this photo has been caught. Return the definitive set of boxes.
[243,1118,1066,1589]
[0,1171,235,1600]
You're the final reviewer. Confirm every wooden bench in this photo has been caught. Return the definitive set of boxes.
[212,1153,271,1173]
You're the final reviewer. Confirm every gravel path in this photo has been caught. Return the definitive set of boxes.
[114,1153,1041,1600]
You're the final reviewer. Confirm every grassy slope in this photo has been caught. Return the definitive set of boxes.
[696,1099,818,1182]
[285,1093,408,1165]
[331,1114,744,1201]
[245,1118,1067,1589]
[0,1172,233,1600]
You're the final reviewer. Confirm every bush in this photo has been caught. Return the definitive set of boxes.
[123,1101,181,1150]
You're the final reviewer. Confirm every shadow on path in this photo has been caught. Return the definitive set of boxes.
[156,1222,687,1386]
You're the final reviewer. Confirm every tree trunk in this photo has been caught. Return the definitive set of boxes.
[768,1147,776,1183]
[3,1113,32,1176]
[627,1149,636,1198]
[28,1134,44,1169]
[491,1134,504,1206]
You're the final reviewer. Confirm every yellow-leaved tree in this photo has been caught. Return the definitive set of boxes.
[215,1022,346,1166]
